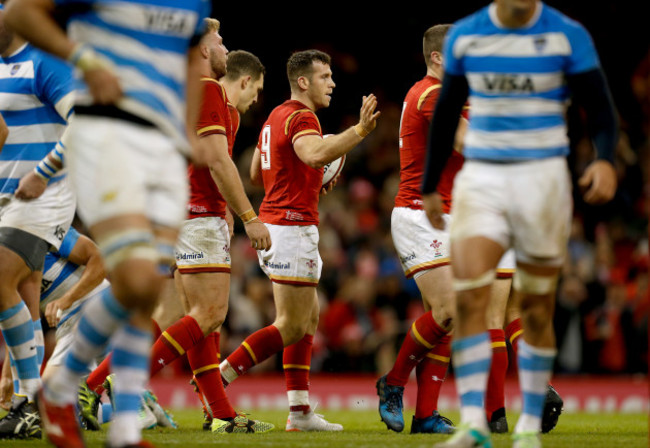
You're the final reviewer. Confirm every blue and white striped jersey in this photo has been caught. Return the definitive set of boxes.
[41,226,109,327]
[444,2,600,161]
[55,0,211,152]
[0,44,74,197]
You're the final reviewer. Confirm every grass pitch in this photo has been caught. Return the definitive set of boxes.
[3,409,648,447]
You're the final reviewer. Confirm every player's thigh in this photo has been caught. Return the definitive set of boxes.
[450,161,510,277]
[179,271,230,312]
[508,158,572,266]
[391,207,451,279]
[66,116,187,230]
[273,282,318,328]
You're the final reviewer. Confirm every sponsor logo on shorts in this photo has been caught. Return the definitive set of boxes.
[176,251,205,260]
[306,259,317,269]
[430,240,443,257]
[400,252,416,264]
[54,225,66,241]
[264,260,290,270]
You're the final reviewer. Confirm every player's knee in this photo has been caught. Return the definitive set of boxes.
[513,270,559,296]
[520,298,553,334]
[191,302,228,335]
[275,319,308,345]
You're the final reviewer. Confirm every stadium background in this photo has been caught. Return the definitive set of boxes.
[206,1,650,378]
[1,0,647,415]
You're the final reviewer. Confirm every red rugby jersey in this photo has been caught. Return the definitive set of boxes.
[186,77,237,219]
[257,100,323,226]
[394,75,468,214]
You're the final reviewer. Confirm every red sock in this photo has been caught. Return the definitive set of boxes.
[87,354,111,394]
[225,325,284,377]
[150,315,204,377]
[283,334,313,397]
[387,312,448,387]
[415,335,450,419]
[188,332,236,420]
[485,329,508,420]
[505,318,523,357]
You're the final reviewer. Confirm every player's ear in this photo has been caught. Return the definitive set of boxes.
[199,43,209,59]
[241,75,251,90]
[297,75,310,91]
[431,51,443,66]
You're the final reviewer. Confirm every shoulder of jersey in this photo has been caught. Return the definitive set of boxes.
[201,77,226,97]
[284,107,321,136]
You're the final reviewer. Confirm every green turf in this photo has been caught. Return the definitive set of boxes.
[2,409,647,447]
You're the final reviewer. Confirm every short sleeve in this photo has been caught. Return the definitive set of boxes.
[564,23,600,75]
[287,111,321,144]
[418,86,442,121]
[34,55,75,120]
[196,81,229,138]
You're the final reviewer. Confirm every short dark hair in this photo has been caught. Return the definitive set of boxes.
[223,50,265,82]
[286,49,331,91]
[423,24,452,65]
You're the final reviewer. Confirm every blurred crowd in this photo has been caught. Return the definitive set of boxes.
[215,49,650,379]
[21,42,650,383]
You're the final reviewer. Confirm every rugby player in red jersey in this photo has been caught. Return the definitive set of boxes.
[377,24,519,435]
[219,49,379,431]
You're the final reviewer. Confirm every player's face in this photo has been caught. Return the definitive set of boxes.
[207,31,228,78]
[496,0,538,17]
[307,61,335,109]
[238,74,264,114]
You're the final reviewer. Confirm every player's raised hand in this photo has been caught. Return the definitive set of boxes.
[244,218,272,251]
[423,192,446,230]
[578,160,617,204]
[355,94,381,137]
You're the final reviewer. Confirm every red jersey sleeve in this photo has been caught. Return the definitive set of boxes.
[417,84,442,122]
[286,109,322,144]
[197,78,229,138]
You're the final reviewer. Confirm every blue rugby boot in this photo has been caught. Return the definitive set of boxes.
[410,411,455,434]
[376,375,404,432]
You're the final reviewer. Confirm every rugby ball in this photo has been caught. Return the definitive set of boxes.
[322,134,346,187]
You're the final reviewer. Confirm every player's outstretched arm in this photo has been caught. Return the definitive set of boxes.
[294,94,380,168]
[44,235,107,327]
[6,0,122,105]
[203,134,271,250]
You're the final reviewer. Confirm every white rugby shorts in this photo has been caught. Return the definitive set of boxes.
[257,223,322,286]
[451,157,572,267]
[175,216,231,274]
[0,178,75,250]
[391,207,515,279]
[64,115,188,229]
